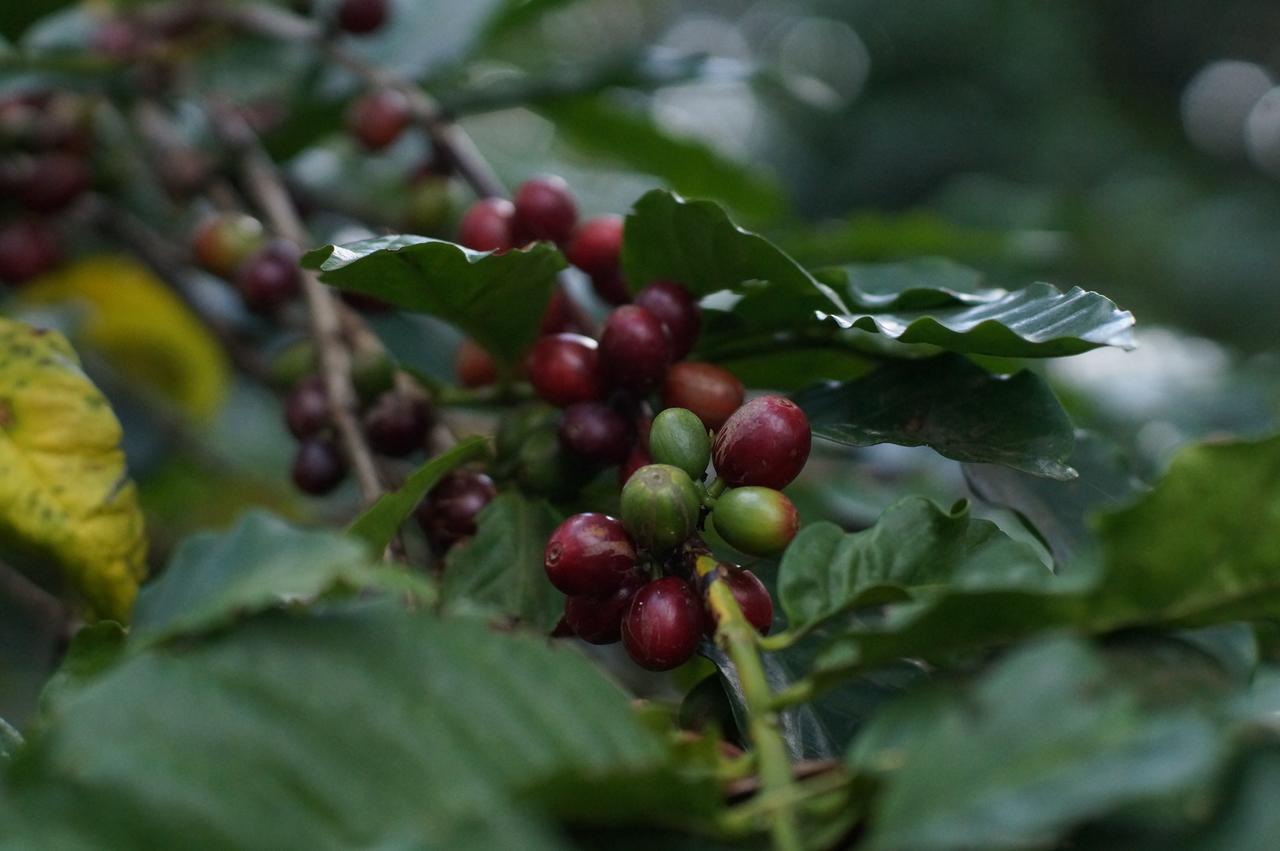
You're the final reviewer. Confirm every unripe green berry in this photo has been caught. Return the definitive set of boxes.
[496,403,558,461]
[649,407,710,480]
[711,486,799,557]
[351,347,397,404]
[620,464,701,552]
[517,426,590,498]
[268,338,316,391]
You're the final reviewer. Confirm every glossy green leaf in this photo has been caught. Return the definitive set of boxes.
[813,257,995,310]
[302,236,565,367]
[441,492,564,630]
[793,355,1077,479]
[347,437,490,553]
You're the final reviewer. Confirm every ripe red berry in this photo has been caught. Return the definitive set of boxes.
[566,215,623,279]
[513,176,577,244]
[0,219,60,284]
[539,288,578,335]
[564,576,644,645]
[236,240,301,313]
[458,198,516,252]
[600,305,672,393]
[558,402,633,465]
[415,470,497,551]
[712,395,811,489]
[634,280,700,360]
[336,0,388,34]
[455,338,498,387]
[622,577,704,671]
[347,89,411,152]
[544,513,637,596]
[20,153,90,214]
[589,270,631,306]
[292,437,347,495]
[708,568,773,635]
[527,333,604,407]
[192,212,264,278]
[363,391,432,457]
[285,375,329,438]
[663,362,744,432]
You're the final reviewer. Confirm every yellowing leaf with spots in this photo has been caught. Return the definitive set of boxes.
[0,318,147,620]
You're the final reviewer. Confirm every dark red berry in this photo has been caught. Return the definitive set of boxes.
[236,240,301,313]
[600,305,672,393]
[0,219,60,284]
[455,338,498,387]
[20,153,90,214]
[544,513,637,596]
[342,291,393,313]
[635,280,700,360]
[363,391,432,457]
[663,362,744,431]
[527,333,604,407]
[336,0,387,34]
[285,375,329,438]
[622,577,704,671]
[564,576,644,645]
[558,402,632,465]
[458,198,516,252]
[292,437,347,495]
[347,89,411,152]
[712,395,811,489]
[539,288,578,335]
[566,215,623,280]
[707,568,773,635]
[589,270,631,306]
[415,470,496,551]
[512,176,577,244]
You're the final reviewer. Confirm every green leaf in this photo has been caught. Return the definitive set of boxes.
[36,621,126,716]
[813,258,995,310]
[130,511,380,643]
[1181,748,1280,851]
[441,492,564,630]
[793,354,1077,479]
[347,437,490,553]
[853,637,1224,851]
[0,717,20,759]
[302,236,565,367]
[7,605,715,848]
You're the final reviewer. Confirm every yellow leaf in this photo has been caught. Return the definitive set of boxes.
[0,318,148,620]
[20,255,230,421]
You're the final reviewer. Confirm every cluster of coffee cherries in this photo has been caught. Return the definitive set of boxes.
[190,211,308,315]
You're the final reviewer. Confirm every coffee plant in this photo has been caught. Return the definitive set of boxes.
[2,2,1280,849]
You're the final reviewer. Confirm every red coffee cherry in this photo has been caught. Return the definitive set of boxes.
[707,568,773,635]
[558,402,633,465]
[415,470,497,551]
[292,437,347,495]
[539,288,578,335]
[599,305,672,393]
[458,198,516,252]
[363,391,432,457]
[527,333,604,407]
[622,577,704,671]
[347,89,411,152]
[711,486,799,557]
[236,240,301,313]
[618,443,652,488]
[455,338,498,387]
[513,176,577,244]
[20,153,90,214]
[0,219,60,285]
[192,212,264,278]
[285,375,329,439]
[564,576,644,645]
[336,0,388,34]
[544,513,637,596]
[712,395,811,489]
[663,362,744,431]
[589,270,631,306]
[566,215,623,279]
[634,280,700,360]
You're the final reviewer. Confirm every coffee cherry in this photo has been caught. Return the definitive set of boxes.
[544,513,637,596]
[634,280,700,360]
[539,288,578,335]
[236,240,301,313]
[347,89,411,152]
[192,212,265,278]
[564,577,643,645]
[406,175,451,233]
[336,0,387,34]
[589,271,631,307]
[363,392,432,457]
[455,338,498,387]
[600,305,672,393]
[649,407,710,481]
[712,568,773,635]
[292,437,347,495]
[350,346,396,404]
[566,215,623,279]
[20,153,90,214]
[558,402,632,465]
[618,443,652,488]
[527,333,603,407]
[662,362,744,431]
[458,198,516,252]
[712,395,810,489]
[0,219,60,284]
[285,375,329,438]
[620,464,701,552]
[711,486,799,557]
[415,470,496,551]
[496,403,558,461]
[513,176,577,244]
[517,426,591,498]
[622,577,704,671]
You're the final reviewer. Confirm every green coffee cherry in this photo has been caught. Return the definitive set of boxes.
[620,464,702,552]
[496,403,559,461]
[711,486,799,557]
[406,177,453,233]
[517,426,590,498]
[350,347,397,404]
[649,407,710,481]
[268,338,316,391]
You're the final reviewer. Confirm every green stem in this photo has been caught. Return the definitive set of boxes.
[770,679,816,710]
